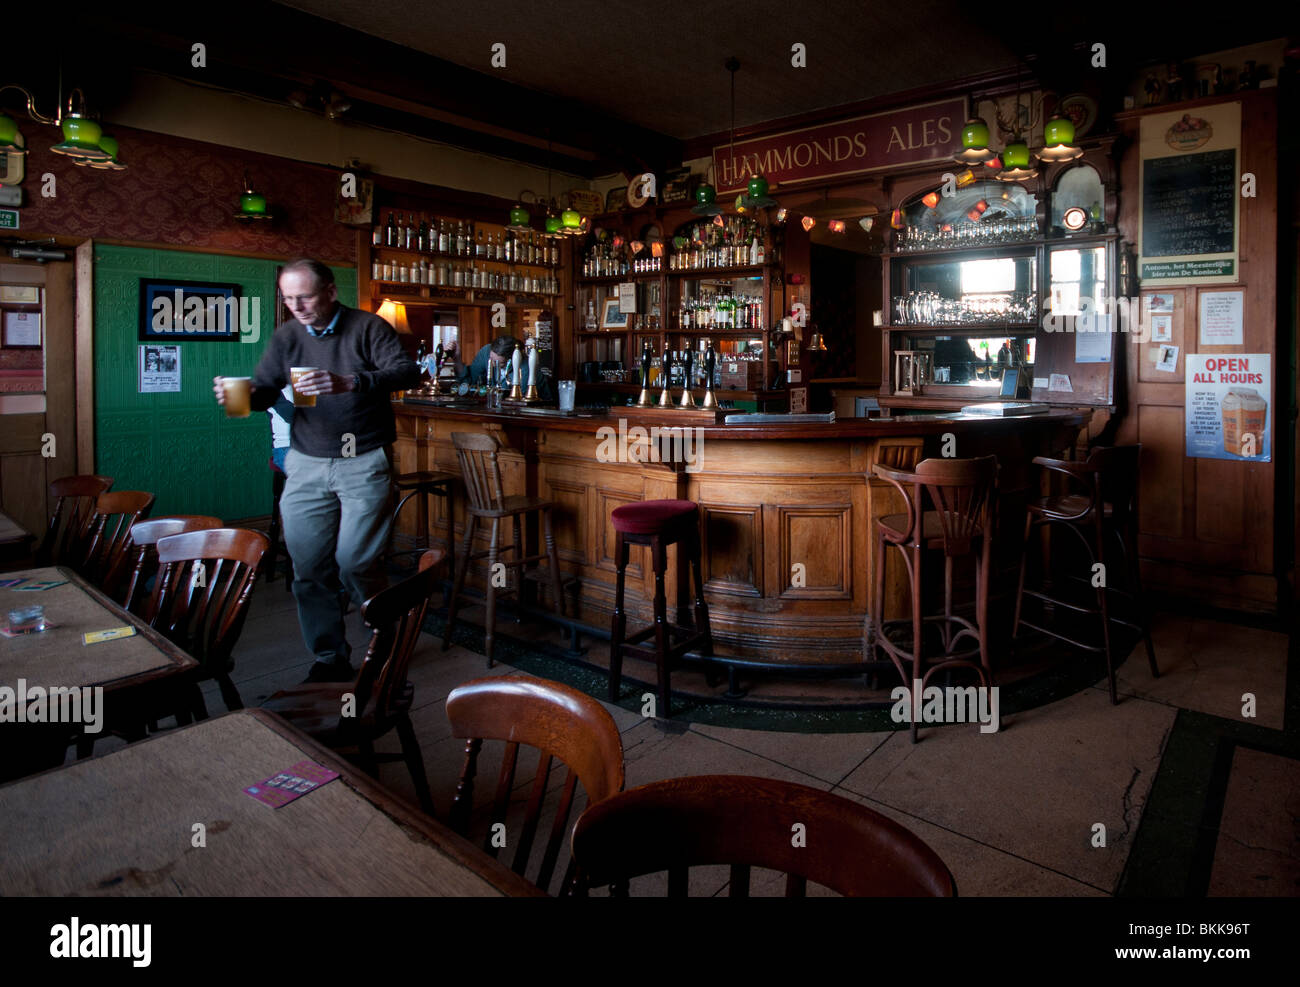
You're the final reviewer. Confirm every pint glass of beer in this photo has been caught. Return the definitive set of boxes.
[290,367,318,407]
[222,377,252,418]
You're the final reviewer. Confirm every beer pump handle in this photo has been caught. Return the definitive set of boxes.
[641,344,651,388]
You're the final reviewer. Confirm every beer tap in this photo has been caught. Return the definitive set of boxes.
[701,340,717,408]
[508,344,524,401]
[524,345,540,402]
[430,342,444,396]
[679,347,696,407]
[635,342,652,407]
[657,344,673,408]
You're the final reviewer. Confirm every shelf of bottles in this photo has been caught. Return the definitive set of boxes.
[668,215,768,271]
[370,209,562,295]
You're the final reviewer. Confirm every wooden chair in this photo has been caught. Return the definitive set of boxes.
[1012,445,1159,704]
[262,550,443,815]
[871,456,999,742]
[570,775,956,898]
[119,516,224,616]
[443,431,567,666]
[147,527,269,715]
[445,676,624,895]
[81,490,156,593]
[37,474,113,566]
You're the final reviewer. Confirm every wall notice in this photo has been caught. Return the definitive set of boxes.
[1198,290,1244,345]
[1185,353,1270,461]
[139,344,181,393]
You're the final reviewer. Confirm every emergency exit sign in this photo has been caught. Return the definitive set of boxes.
[0,209,18,230]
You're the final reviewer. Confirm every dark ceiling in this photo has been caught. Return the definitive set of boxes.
[4,2,1291,179]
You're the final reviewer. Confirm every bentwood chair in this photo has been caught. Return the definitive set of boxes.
[147,527,269,716]
[80,490,156,593]
[871,456,999,742]
[119,516,224,616]
[443,431,567,666]
[445,676,624,895]
[37,475,114,567]
[570,775,956,897]
[1012,445,1159,704]
[262,550,443,816]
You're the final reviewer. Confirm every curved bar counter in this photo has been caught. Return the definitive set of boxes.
[392,402,1089,673]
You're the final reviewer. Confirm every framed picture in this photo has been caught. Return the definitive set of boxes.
[139,278,244,341]
[600,298,628,329]
[2,309,41,348]
[334,177,375,226]
[661,167,694,205]
[605,186,628,214]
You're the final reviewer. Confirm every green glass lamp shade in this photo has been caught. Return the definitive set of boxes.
[1043,116,1075,146]
[240,191,268,214]
[0,113,20,150]
[961,118,991,149]
[561,208,581,228]
[509,204,530,226]
[545,215,562,234]
[747,175,769,199]
[695,184,716,206]
[1002,141,1031,168]
[50,115,110,161]
[86,134,127,170]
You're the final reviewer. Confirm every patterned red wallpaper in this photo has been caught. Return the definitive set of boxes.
[11,125,357,263]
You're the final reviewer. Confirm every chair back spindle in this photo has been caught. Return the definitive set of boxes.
[39,475,114,567]
[451,431,507,513]
[82,491,156,591]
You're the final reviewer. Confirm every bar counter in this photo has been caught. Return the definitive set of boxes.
[392,401,1090,671]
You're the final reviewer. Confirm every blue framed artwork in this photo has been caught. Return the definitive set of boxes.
[139,278,249,341]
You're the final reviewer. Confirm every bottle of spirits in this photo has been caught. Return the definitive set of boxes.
[385,211,397,247]
[417,215,428,253]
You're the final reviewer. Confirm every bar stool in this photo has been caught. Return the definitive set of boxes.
[871,456,999,743]
[608,499,713,717]
[443,431,565,666]
[390,469,457,582]
[1012,445,1158,705]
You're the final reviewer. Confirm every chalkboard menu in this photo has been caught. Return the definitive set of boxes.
[1141,149,1235,258]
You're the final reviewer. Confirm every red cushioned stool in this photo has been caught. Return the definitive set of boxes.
[609,499,713,717]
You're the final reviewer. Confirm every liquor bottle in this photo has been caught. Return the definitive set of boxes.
[417,215,428,253]
[385,211,397,247]
[399,214,409,250]
[437,220,448,254]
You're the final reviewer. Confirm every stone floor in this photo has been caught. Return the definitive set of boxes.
[96,568,1297,897]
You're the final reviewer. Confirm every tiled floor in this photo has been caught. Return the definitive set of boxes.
[95,571,1294,897]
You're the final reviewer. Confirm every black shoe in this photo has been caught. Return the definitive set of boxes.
[301,660,356,684]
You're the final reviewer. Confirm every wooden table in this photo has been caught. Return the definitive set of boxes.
[0,708,544,896]
[0,510,36,566]
[0,566,198,778]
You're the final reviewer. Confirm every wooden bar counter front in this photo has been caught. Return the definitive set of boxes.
[392,403,1088,673]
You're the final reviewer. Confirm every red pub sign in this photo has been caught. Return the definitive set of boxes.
[713,97,967,192]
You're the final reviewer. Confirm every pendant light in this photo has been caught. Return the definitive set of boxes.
[954,115,996,165]
[49,90,110,164]
[996,63,1037,183]
[1,81,126,171]
[1035,113,1083,162]
[234,171,272,221]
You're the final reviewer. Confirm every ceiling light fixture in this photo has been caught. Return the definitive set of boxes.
[1035,114,1084,162]
[1,83,126,170]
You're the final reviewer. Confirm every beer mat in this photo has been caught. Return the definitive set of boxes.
[244,760,340,808]
[14,580,68,592]
[83,626,138,645]
[0,578,28,589]
[0,621,56,638]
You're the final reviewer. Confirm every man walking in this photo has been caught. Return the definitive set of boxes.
[214,258,420,681]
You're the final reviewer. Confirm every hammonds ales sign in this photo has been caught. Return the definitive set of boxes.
[713,98,965,192]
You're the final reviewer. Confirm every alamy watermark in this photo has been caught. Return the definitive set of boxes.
[149,291,262,343]
[890,679,1000,734]
[0,680,104,733]
[50,918,151,967]
[595,419,705,473]
[1040,295,1155,343]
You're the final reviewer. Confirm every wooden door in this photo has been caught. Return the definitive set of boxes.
[0,253,82,539]
[1115,91,1280,611]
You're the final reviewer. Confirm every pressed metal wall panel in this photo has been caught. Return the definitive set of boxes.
[93,245,355,521]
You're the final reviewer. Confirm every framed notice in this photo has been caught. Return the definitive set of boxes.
[3,310,41,347]
[139,278,245,341]
[661,167,694,205]
[1138,102,1240,285]
[1185,354,1269,461]
[139,344,181,393]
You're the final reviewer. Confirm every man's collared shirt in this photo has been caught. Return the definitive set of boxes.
[304,305,343,337]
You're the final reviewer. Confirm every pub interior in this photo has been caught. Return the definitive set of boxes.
[0,0,1296,930]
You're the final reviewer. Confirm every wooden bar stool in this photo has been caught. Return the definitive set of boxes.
[608,499,713,717]
[871,456,999,743]
[390,469,457,581]
[1012,445,1159,705]
[443,432,565,667]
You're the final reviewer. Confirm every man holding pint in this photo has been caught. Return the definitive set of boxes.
[214,259,421,682]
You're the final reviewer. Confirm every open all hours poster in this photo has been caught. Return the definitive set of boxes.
[1185,354,1270,462]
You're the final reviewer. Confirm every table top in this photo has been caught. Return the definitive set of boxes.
[0,510,35,547]
[0,709,544,897]
[1,566,196,692]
